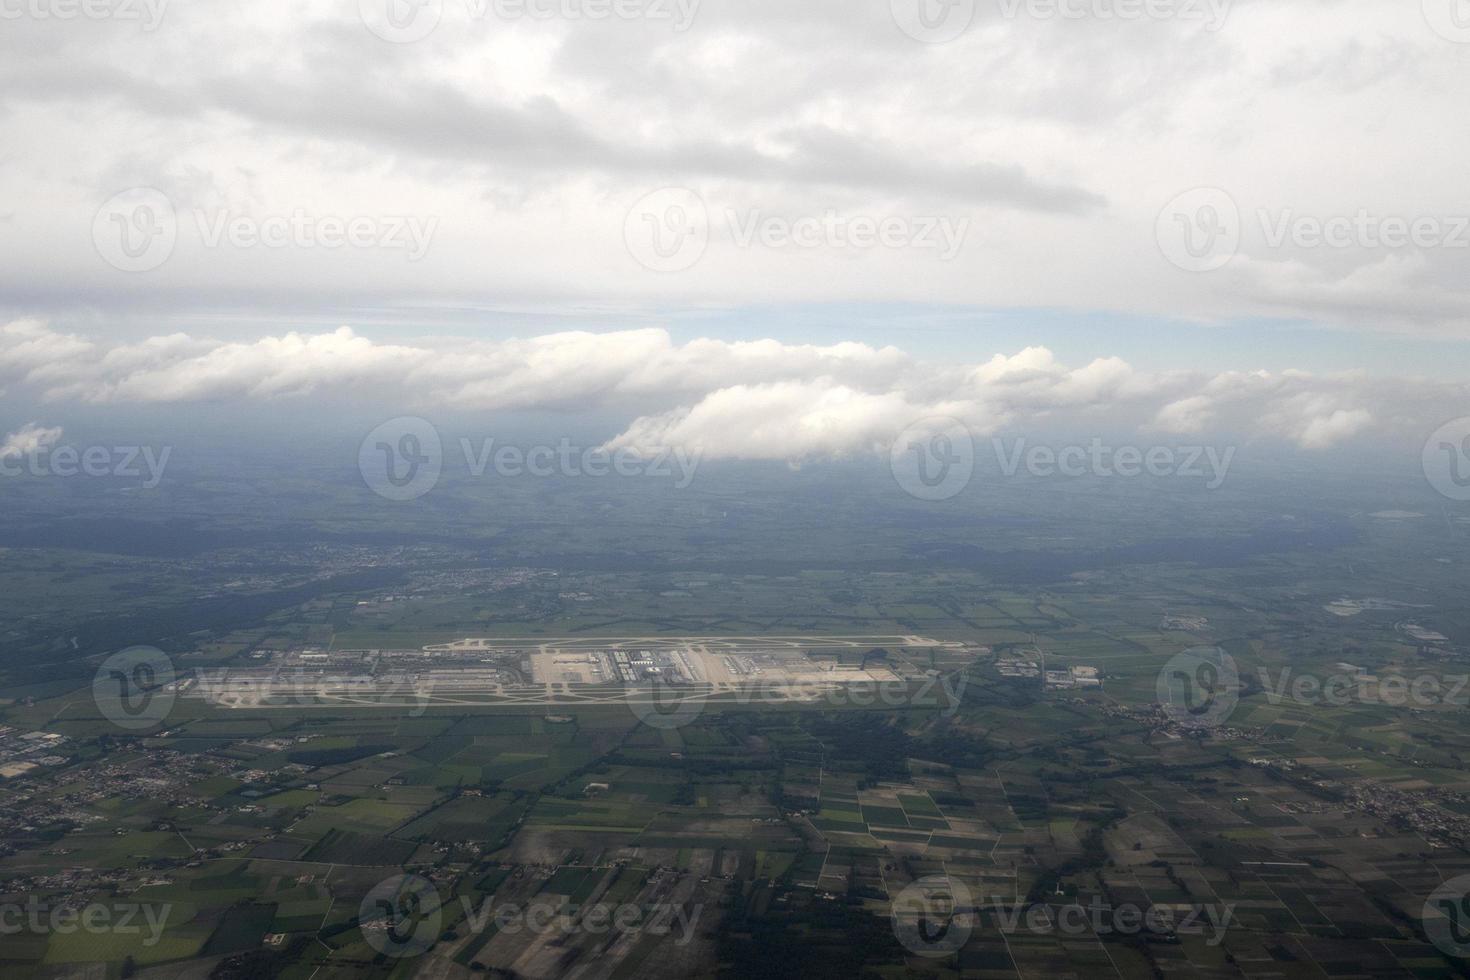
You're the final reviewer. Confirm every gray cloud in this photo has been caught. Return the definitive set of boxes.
[0,0,1466,335]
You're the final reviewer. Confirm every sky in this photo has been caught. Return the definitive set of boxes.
[0,0,1467,461]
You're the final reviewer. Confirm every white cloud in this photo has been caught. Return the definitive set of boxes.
[1151,395,1215,435]
[1,318,1453,458]
[1297,408,1374,449]
[0,422,64,458]
[1259,392,1376,450]
[602,380,928,460]
[0,319,94,374]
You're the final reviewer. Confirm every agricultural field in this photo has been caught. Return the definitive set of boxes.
[0,457,1468,977]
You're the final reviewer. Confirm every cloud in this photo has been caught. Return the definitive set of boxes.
[1151,395,1215,435]
[1298,408,1374,449]
[11,322,919,411]
[602,380,925,460]
[2,0,1469,334]
[1259,393,1375,450]
[0,422,64,458]
[2,318,1454,458]
[0,319,95,374]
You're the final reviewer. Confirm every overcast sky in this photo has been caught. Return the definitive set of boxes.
[1,0,1467,459]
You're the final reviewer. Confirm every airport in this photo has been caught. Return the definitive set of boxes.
[185,635,971,711]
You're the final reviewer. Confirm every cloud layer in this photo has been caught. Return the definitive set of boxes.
[4,319,1461,458]
[2,1,1469,335]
